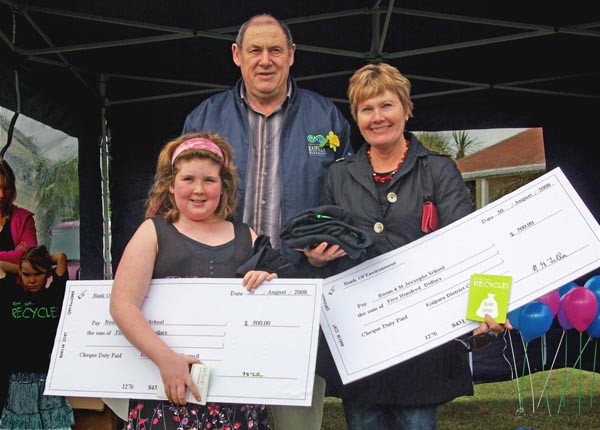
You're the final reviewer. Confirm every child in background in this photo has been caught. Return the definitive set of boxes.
[0,245,74,430]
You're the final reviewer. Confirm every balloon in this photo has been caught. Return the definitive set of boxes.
[587,311,600,339]
[536,290,560,317]
[559,281,578,297]
[519,302,553,343]
[507,306,525,331]
[557,296,573,330]
[585,275,600,300]
[562,286,598,332]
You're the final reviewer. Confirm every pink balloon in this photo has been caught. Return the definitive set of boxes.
[536,290,560,317]
[563,286,599,332]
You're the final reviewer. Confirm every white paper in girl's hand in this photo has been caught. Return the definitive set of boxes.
[156,363,210,405]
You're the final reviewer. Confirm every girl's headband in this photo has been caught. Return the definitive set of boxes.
[171,138,224,165]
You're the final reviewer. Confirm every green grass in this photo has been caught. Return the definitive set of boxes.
[322,369,600,430]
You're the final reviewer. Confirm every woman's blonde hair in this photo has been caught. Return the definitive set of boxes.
[348,62,414,121]
[145,132,238,222]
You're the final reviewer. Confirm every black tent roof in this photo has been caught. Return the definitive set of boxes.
[1,0,599,278]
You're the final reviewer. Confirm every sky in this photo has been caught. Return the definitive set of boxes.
[436,128,528,147]
[454,128,527,146]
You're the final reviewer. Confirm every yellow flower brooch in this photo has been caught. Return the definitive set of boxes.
[307,131,340,151]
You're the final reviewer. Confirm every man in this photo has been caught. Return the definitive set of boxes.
[182,14,352,430]
[183,14,352,263]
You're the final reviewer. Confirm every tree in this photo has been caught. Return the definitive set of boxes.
[451,130,480,160]
[414,132,452,155]
[33,156,79,244]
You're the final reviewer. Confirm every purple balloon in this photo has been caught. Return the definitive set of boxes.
[519,302,553,343]
[557,296,573,330]
[563,286,598,332]
[536,290,560,317]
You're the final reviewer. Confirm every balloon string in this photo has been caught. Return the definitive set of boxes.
[520,334,528,378]
[508,330,525,415]
[557,334,591,414]
[590,339,597,408]
[523,341,535,413]
[578,332,583,415]
[537,329,565,410]
[500,330,515,379]
[540,334,552,415]
[557,330,569,414]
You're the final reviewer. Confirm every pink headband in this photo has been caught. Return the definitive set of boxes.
[171,138,224,165]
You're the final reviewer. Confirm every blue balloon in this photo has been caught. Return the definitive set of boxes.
[519,302,553,343]
[585,275,600,300]
[508,306,525,331]
[587,311,600,339]
[559,281,578,297]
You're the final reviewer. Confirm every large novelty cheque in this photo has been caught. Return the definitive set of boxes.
[320,167,600,384]
[45,278,322,406]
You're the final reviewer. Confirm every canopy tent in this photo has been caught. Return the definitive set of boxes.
[1,0,599,279]
[2,0,600,388]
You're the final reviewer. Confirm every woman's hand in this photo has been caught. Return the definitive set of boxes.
[242,270,277,291]
[301,242,347,267]
[15,240,28,251]
[158,351,202,405]
[472,314,513,336]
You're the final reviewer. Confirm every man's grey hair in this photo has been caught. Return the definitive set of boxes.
[235,14,294,49]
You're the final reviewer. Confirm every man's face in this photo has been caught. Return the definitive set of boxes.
[232,22,295,105]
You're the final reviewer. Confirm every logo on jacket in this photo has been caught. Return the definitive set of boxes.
[307,131,340,157]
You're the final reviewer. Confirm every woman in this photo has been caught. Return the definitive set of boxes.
[305,63,508,429]
[110,132,276,430]
[0,159,37,413]
[0,159,37,264]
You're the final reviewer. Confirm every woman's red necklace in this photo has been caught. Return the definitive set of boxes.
[368,140,410,184]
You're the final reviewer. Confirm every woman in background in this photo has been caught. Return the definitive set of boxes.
[0,159,37,264]
[0,159,38,415]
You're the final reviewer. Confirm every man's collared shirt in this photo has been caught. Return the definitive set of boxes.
[240,82,292,250]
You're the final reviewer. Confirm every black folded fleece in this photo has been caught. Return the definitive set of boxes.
[236,235,297,278]
[280,205,374,260]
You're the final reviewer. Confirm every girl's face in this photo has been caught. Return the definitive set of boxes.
[172,158,222,222]
[19,261,49,293]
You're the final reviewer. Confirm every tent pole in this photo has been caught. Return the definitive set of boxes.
[99,74,112,279]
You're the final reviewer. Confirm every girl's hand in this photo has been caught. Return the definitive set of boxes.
[301,242,346,267]
[158,351,202,405]
[242,271,277,291]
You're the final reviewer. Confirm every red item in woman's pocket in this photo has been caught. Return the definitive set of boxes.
[421,201,439,233]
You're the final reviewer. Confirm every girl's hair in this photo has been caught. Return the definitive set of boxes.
[20,245,53,273]
[0,159,17,206]
[348,62,414,122]
[145,132,238,222]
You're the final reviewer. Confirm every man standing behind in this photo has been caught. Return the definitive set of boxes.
[182,13,351,430]
[183,14,352,268]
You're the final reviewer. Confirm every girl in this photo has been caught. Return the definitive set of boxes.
[110,132,279,430]
[0,245,74,429]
